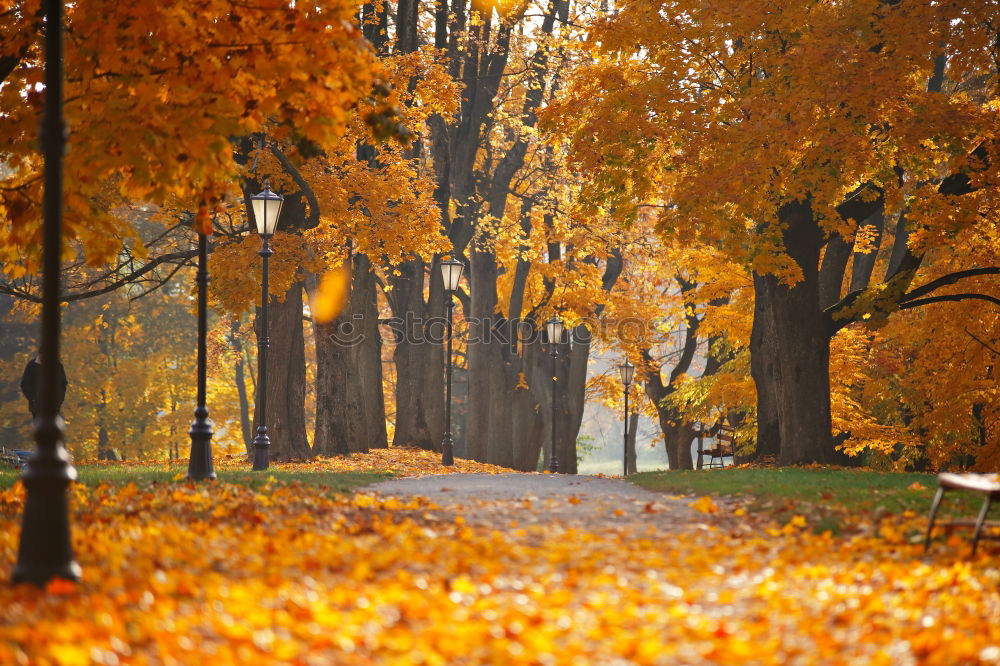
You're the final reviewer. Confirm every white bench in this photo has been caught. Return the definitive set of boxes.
[924,473,1000,555]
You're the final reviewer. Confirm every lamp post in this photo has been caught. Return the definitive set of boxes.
[439,257,464,466]
[187,226,216,480]
[545,315,564,474]
[13,0,82,585]
[618,360,635,477]
[249,180,283,471]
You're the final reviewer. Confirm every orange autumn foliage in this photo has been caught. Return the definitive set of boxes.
[0,462,997,664]
[0,0,385,270]
[84,446,517,477]
[548,0,1000,466]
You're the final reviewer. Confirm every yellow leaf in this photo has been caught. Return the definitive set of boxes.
[311,264,352,324]
[690,496,719,514]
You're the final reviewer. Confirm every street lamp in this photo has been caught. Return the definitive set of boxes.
[13,0,82,585]
[187,219,216,480]
[249,180,283,471]
[618,359,635,477]
[545,315,564,474]
[439,256,464,466]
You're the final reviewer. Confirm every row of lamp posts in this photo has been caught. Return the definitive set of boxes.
[433,262,636,476]
[434,261,576,475]
[16,0,281,584]
[187,179,283,478]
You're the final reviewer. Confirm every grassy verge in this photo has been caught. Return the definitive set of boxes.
[630,468,981,533]
[0,466,391,492]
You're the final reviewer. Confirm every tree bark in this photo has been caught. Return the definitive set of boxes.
[230,321,253,456]
[234,353,251,455]
[252,280,311,460]
[466,247,500,462]
[355,258,388,449]
[313,254,387,456]
[510,338,547,470]
[557,326,591,475]
[388,258,445,451]
[750,271,782,458]
[751,200,834,465]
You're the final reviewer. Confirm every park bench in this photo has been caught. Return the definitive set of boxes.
[700,422,736,469]
[0,448,31,470]
[0,447,33,470]
[924,472,1000,556]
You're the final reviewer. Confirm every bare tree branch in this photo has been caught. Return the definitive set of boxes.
[900,293,1000,310]
[965,328,1000,357]
[0,248,205,303]
[269,144,321,229]
[899,267,1000,303]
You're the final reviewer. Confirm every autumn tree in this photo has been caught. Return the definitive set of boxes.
[0,274,247,461]
[1,0,387,264]
[1,0,436,463]
[587,221,752,470]
[551,0,1000,464]
[357,0,641,472]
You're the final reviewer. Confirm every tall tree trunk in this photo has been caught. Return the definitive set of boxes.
[510,338,547,471]
[389,258,445,451]
[98,424,109,460]
[750,271,781,459]
[653,407,680,470]
[752,201,834,465]
[489,360,515,468]
[556,326,591,475]
[355,257,388,449]
[233,340,252,456]
[313,255,387,455]
[654,413,697,471]
[674,422,696,470]
[466,248,499,463]
[253,280,311,460]
[313,317,360,455]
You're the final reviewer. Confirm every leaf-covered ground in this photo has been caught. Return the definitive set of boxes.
[0,447,515,489]
[630,467,989,535]
[96,446,517,476]
[1,452,998,665]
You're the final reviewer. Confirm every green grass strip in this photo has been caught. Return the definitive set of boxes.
[630,468,981,517]
[0,466,391,493]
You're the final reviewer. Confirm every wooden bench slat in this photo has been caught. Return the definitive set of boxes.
[938,473,1000,495]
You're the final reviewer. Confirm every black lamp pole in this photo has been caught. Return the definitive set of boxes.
[12,0,82,585]
[442,294,456,466]
[622,383,629,477]
[251,234,272,471]
[248,181,281,471]
[187,231,216,480]
[546,316,563,474]
[438,257,464,466]
[618,360,635,477]
[549,345,560,473]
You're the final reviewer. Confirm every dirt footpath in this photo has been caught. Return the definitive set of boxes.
[365,473,709,534]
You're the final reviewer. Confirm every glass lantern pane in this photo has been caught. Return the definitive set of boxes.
[251,198,268,235]
[547,319,563,343]
[441,262,463,291]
